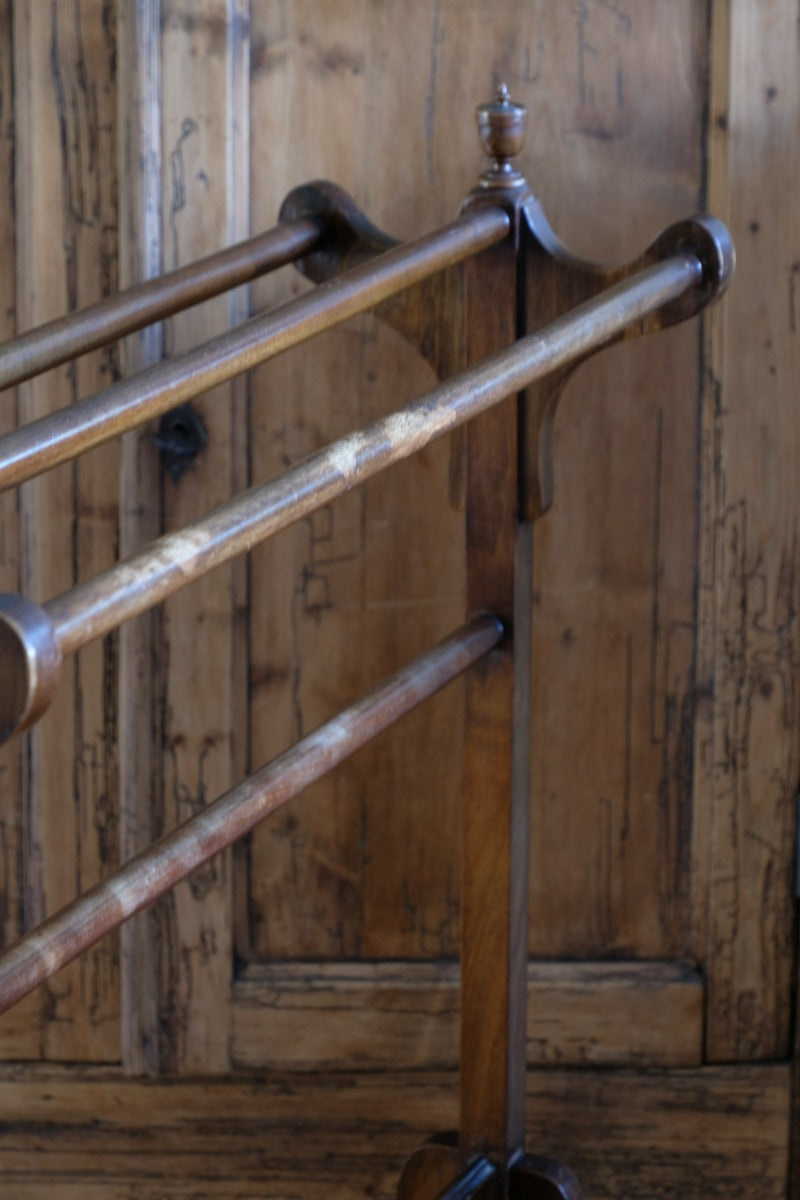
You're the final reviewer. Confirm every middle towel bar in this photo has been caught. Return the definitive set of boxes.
[0,614,503,1016]
[0,248,706,746]
[0,205,510,491]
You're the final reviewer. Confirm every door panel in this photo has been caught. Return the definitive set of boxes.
[0,0,794,1119]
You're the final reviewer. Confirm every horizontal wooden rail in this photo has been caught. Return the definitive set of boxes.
[0,249,707,745]
[0,219,323,392]
[0,615,503,1016]
[0,205,510,491]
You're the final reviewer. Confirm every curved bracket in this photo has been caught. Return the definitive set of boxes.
[278,114,734,526]
[396,1131,463,1200]
[395,1132,583,1200]
[279,181,464,381]
[279,180,398,280]
[520,204,734,519]
[508,1154,583,1200]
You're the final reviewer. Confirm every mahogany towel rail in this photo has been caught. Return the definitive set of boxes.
[0,87,733,1200]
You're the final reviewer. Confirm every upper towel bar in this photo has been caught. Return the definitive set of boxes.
[0,217,322,391]
[0,204,509,491]
[0,245,716,746]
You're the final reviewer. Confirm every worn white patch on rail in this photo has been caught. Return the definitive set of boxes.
[328,435,362,480]
[165,526,216,573]
[382,408,429,446]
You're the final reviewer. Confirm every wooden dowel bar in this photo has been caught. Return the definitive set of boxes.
[0,206,510,492]
[0,615,503,1016]
[0,219,323,392]
[0,251,705,745]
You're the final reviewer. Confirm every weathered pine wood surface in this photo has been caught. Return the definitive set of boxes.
[0,0,33,1062]
[0,1065,790,1200]
[116,0,165,1078]
[696,0,800,1064]
[11,0,120,1063]
[231,959,704,1071]
[244,0,707,969]
[0,0,798,1195]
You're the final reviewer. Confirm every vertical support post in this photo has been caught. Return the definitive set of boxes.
[398,88,582,1200]
[459,86,532,1167]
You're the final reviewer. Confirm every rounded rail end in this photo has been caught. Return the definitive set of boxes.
[650,215,736,324]
[0,595,62,746]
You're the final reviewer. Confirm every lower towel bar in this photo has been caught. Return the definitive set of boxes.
[0,615,502,1015]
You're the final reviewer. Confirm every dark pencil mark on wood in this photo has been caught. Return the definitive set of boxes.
[425,0,443,187]
[168,116,199,271]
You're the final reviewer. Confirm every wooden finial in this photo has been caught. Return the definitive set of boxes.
[475,84,528,190]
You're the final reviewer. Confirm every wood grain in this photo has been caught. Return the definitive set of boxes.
[243,0,712,981]
[0,0,38,1057]
[695,0,800,1061]
[116,0,165,1078]
[524,1,707,962]
[13,0,120,1064]
[0,5,792,1162]
[0,1064,789,1199]
[153,0,250,1073]
[231,959,703,1071]
[246,0,466,965]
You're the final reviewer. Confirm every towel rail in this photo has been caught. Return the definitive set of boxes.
[0,249,703,746]
[0,205,509,491]
[0,86,735,1200]
[0,218,323,391]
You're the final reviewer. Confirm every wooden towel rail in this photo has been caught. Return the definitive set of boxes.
[0,87,733,1200]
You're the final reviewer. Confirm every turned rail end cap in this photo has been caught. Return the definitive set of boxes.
[0,595,61,746]
[475,84,529,191]
[650,213,736,323]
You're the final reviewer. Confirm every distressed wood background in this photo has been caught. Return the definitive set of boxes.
[0,1,798,1196]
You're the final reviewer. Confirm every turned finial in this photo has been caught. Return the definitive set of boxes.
[475,85,528,191]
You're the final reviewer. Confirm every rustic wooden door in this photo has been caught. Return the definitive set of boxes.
[0,2,797,1196]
